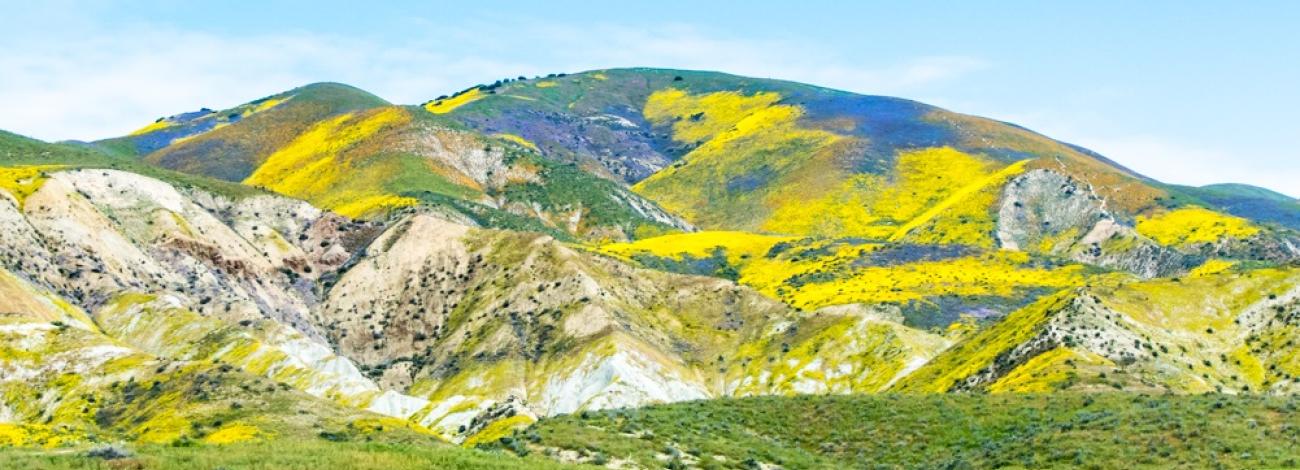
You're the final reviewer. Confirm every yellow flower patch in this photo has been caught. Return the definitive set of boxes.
[987,346,1111,393]
[0,165,61,208]
[601,232,1085,313]
[495,133,539,152]
[635,88,844,229]
[128,119,177,136]
[424,88,484,114]
[243,107,421,218]
[642,88,784,144]
[599,230,796,268]
[770,251,1085,310]
[1188,259,1236,277]
[331,194,421,219]
[248,97,285,115]
[763,147,1029,246]
[1136,206,1259,246]
[203,423,261,444]
[461,415,535,447]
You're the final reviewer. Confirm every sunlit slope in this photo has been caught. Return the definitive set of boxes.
[1168,183,1300,231]
[231,104,683,236]
[1,269,552,469]
[893,266,1300,394]
[0,268,432,449]
[102,82,390,181]
[420,69,1180,236]
[599,232,1095,328]
[97,86,686,238]
[0,166,365,332]
[310,214,955,441]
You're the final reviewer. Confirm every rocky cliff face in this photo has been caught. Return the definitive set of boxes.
[0,169,380,339]
[997,169,1194,278]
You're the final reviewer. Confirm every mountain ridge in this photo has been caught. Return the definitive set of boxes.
[80,68,1294,200]
[2,67,1298,465]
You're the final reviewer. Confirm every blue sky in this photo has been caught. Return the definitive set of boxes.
[2,1,1297,196]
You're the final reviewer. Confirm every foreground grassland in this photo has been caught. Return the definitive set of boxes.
[5,394,1299,469]
[0,440,584,470]
[518,393,1300,469]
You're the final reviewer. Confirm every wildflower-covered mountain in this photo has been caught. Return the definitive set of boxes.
[94,82,687,239]
[416,68,1300,232]
[2,68,1299,466]
[101,69,1300,240]
[417,68,1300,328]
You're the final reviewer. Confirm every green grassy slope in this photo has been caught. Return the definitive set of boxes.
[0,441,581,470]
[1164,183,1300,231]
[1,130,263,200]
[520,393,1300,469]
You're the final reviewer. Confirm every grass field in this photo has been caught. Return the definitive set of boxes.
[0,439,586,470]
[6,393,1298,469]
[517,393,1300,469]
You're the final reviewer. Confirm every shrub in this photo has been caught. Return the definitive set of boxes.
[86,444,133,460]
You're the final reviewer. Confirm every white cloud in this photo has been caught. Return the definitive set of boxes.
[1,19,1288,198]
[977,106,1299,197]
[1079,135,1299,198]
[0,22,987,141]
[1,31,340,140]
[526,24,989,94]
[0,29,532,141]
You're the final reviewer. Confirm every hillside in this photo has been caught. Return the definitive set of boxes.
[0,163,952,444]
[519,393,1300,469]
[0,262,433,449]
[422,69,1166,231]
[100,83,689,239]
[100,83,390,178]
[894,267,1300,394]
[407,69,1300,331]
[2,130,264,200]
[2,68,1299,466]
[1170,183,1300,231]
[103,68,1300,243]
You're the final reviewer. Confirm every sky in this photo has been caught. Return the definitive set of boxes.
[1,1,1297,197]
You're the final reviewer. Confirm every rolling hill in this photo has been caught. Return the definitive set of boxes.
[94,82,689,239]
[2,68,1299,467]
